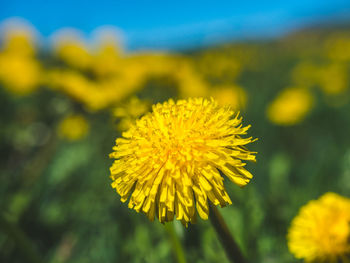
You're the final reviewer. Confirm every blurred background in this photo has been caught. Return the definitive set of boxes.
[1,1,350,262]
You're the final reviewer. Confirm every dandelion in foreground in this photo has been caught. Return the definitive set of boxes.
[287,192,350,263]
[109,98,256,225]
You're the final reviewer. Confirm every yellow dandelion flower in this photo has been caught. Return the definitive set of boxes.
[113,97,150,131]
[109,98,256,225]
[45,69,143,111]
[318,63,348,95]
[267,87,314,126]
[196,51,241,81]
[0,53,41,95]
[2,28,36,57]
[174,59,209,98]
[211,85,247,110]
[0,23,41,95]
[45,70,98,107]
[287,192,350,263]
[90,31,122,78]
[291,61,320,87]
[58,114,89,141]
[325,33,350,62]
[53,32,92,70]
[292,61,348,96]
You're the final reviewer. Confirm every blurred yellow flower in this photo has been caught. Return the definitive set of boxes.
[267,87,314,126]
[109,98,256,225]
[45,69,148,111]
[0,53,41,95]
[91,38,122,78]
[210,85,247,110]
[287,192,350,263]
[195,50,241,81]
[120,53,209,98]
[113,97,150,131]
[325,33,350,61]
[53,34,92,70]
[0,25,41,95]
[292,61,320,87]
[318,63,348,95]
[58,114,89,141]
[46,70,100,109]
[292,61,348,96]
[2,28,36,56]
[175,59,209,98]
[45,50,209,110]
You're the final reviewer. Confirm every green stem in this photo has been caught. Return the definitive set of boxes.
[209,203,248,263]
[164,222,187,263]
[0,214,44,263]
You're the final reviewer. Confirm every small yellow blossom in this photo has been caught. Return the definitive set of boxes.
[114,53,209,99]
[53,32,92,70]
[210,85,247,110]
[267,87,314,126]
[0,53,41,95]
[91,36,122,78]
[45,70,100,109]
[113,97,150,131]
[58,114,89,141]
[0,25,41,95]
[292,61,320,87]
[2,28,36,56]
[195,50,241,81]
[287,192,350,263]
[325,33,350,61]
[292,61,348,95]
[117,53,209,99]
[109,98,256,225]
[45,69,146,111]
[317,63,348,95]
[46,51,208,109]
[174,59,208,98]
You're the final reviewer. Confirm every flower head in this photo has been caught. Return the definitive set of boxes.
[0,24,41,95]
[109,98,256,225]
[287,192,350,263]
[0,53,41,95]
[52,31,92,70]
[2,28,36,56]
[326,34,350,62]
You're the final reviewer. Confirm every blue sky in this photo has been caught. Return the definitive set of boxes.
[1,0,350,50]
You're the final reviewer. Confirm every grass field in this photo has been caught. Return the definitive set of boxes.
[1,22,350,262]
